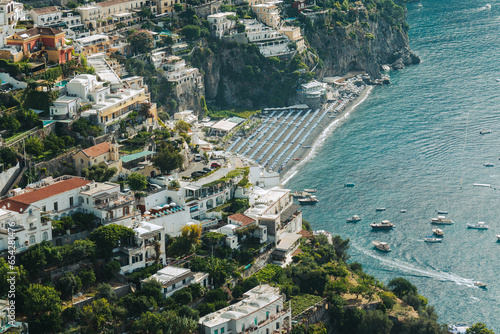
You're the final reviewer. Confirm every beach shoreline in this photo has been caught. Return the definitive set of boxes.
[281,85,374,185]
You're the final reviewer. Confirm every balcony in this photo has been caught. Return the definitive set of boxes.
[96,196,135,211]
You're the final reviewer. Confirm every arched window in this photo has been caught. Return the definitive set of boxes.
[29,235,36,245]
[42,232,48,241]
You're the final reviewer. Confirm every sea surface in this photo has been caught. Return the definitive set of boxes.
[287,0,500,330]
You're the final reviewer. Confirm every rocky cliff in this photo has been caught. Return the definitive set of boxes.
[309,16,420,80]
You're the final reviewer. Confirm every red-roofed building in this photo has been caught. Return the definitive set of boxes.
[1,177,91,220]
[4,26,73,64]
[73,139,121,176]
[0,176,90,254]
[227,213,256,228]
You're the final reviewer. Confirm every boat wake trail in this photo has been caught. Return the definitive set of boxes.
[354,245,475,288]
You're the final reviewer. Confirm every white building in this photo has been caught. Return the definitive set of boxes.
[143,266,209,298]
[114,221,166,274]
[78,181,139,226]
[50,95,81,119]
[301,80,327,99]
[174,110,197,124]
[245,187,302,244]
[0,0,25,46]
[29,6,61,26]
[199,284,291,334]
[0,203,51,254]
[207,12,236,38]
[73,34,110,54]
[217,213,267,250]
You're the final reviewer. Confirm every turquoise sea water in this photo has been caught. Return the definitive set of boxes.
[288,0,500,330]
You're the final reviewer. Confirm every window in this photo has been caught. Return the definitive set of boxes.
[54,202,58,211]
[214,330,218,334]
[221,328,224,334]
[42,206,46,212]
[70,197,74,206]
[255,317,257,325]
[266,311,269,319]
[42,232,48,241]
[276,322,280,329]
[29,235,35,245]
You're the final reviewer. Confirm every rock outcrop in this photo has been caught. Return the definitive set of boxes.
[310,18,420,80]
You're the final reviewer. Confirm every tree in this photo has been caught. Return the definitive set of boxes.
[174,120,191,134]
[82,163,118,182]
[128,30,154,54]
[90,224,135,257]
[140,279,165,305]
[58,272,82,299]
[72,118,103,137]
[236,22,246,33]
[466,323,495,334]
[174,3,183,11]
[43,133,66,155]
[78,268,96,289]
[131,311,198,334]
[24,284,62,334]
[95,283,117,303]
[152,142,183,174]
[127,172,148,191]
[388,277,418,298]
[25,136,44,157]
[81,298,113,333]
[0,147,18,167]
[181,224,202,245]
[182,25,201,39]
[359,310,393,334]
[173,289,193,305]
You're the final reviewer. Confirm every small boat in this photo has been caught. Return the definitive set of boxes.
[370,220,394,230]
[496,78,500,82]
[474,281,487,288]
[375,207,386,212]
[467,222,489,230]
[432,229,444,237]
[347,215,361,223]
[344,183,355,187]
[400,209,406,213]
[483,163,494,167]
[431,216,454,225]
[448,323,470,334]
[497,234,500,241]
[304,189,317,193]
[424,237,443,243]
[302,146,311,148]
[292,191,310,198]
[436,209,448,214]
[298,195,319,205]
[372,240,391,252]
[485,4,491,9]
[480,130,491,135]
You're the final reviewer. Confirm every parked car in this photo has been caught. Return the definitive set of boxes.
[203,167,212,172]
[211,162,221,168]
[194,154,202,162]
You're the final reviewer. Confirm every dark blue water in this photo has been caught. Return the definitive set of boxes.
[289,0,500,330]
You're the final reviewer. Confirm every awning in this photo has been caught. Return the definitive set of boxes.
[184,185,202,191]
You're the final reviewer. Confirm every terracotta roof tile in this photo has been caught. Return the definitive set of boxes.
[0,178,90,209]
[32,6,60,15]
[17,27,63,39]
[299,229,312,238]
[229,213,256,227]
[97,0,130,7]
[82,142,111,157]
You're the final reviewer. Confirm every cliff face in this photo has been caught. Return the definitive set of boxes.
[310,18,420,80]
[193,43,300,108]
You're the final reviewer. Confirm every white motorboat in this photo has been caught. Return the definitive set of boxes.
[436,209,448,214]
[372,240,391,252]
[448,323,470,334]
[346,215,361,223]
[400,209,407,213]
[375,207,386,212]
[298,195,319,205]
[467,222,489,230]
[496,234,500,241]
[424,237,443,243]
[474,281,487,288]
[432,229,444,237]
[370,220,394,230]
[485,4,491,9]
[304,189,317,193]
[483,163,494,167]
[431,216,454,225]
[479,130,491,135]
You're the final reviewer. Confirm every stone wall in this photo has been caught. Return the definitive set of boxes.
[34,148,78,177]
[193,0,222,18]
